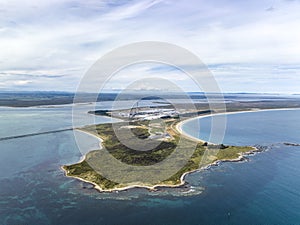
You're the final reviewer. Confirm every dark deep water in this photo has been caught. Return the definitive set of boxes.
[0,106,300,225]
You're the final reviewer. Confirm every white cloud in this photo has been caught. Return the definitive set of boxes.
[0,0,300,93]
[14,80,32,86]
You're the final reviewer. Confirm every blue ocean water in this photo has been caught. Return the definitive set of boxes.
[182,109,300,146]
[0,107,300,225]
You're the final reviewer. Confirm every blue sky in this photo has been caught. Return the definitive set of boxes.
[0,0,300,93]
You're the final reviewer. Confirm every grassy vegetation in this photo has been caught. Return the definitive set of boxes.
[63,119,254,191]
[62,160,118,190]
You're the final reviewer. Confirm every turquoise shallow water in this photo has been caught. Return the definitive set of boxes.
[0,107,300,225]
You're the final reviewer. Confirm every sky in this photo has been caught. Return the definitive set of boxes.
[0,0,300,93]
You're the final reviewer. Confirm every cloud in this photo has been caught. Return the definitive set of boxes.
[0,72,64,79]
[0,0,300,93]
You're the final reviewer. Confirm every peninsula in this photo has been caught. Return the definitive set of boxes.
[62,112,255,192]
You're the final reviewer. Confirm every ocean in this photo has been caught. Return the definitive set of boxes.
[0,106,299,225]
